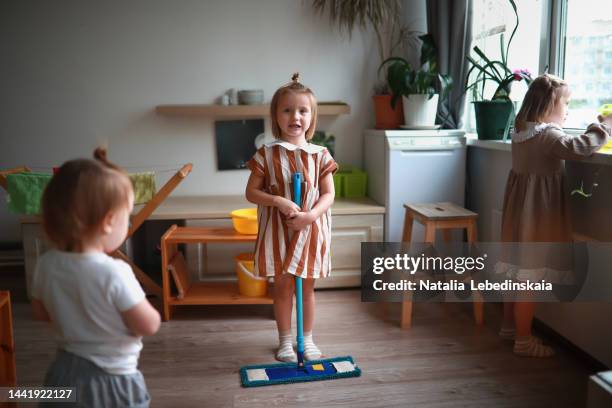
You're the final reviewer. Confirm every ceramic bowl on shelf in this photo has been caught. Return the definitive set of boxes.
[238,89,264,105]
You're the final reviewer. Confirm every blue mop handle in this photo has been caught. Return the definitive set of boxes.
[292,172,305,369]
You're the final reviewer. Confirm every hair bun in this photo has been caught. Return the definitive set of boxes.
[291,72,300,83]
[93,147,108,163]
[92,147,122,171]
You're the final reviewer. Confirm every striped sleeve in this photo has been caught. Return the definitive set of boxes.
[319,149,338,180]
[246,147,265,177]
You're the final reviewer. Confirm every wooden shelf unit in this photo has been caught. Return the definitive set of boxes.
[0,291,16,386]
[155,103,350,117]
[160,225,273,321]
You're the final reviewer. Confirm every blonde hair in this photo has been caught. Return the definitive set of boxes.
[42,147,133,252]
[514,74,569,131]
[270,73,318,140]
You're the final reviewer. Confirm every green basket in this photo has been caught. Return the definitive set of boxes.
[334,165,367,198]
[332,173,344,197]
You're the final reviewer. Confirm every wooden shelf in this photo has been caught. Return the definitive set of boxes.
[155,103,350,117]
[0,291,16,386]
[161,225,271,321]
[163,226,256,244]
[168,282,273,306]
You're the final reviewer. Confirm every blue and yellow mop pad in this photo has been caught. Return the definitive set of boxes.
[240,172,360,387]
[240,356,360,387]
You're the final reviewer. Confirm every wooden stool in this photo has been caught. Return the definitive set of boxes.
[400,202,483,328]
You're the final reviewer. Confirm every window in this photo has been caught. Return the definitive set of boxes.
[464,0,612,131]
[561,0,612,128]
[465,0,545,131]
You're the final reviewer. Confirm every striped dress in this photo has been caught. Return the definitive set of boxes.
[247,140,338,279]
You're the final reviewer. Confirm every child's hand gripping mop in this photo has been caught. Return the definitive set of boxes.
[240,173,361,387]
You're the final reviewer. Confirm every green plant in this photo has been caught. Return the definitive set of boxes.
[466,0,532,101]
[311,131,336,157]
[378,34,453,108]
[311,0,418,94]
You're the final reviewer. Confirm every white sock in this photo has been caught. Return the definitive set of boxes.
[303,331,322,361]
[276,331,296,362]
[513,336,555,358]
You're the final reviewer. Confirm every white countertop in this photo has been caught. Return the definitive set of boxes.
[21,196,385,224]
[466,133,612,165]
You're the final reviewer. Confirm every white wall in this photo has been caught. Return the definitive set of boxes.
[0,0,392,241]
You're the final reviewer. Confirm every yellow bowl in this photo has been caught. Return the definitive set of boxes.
[235,253,267,297]
[231,208,258,234]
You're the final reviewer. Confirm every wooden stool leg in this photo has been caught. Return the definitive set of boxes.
[467,220,483,325]
[424,222,436,244]
[402,209,414,242]
[467,220,478,243]
[400,209,415,328]
[401,296,413,329]
[473,292,484,325]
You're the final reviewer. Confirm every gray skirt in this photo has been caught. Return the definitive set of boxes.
[42,349,150,408]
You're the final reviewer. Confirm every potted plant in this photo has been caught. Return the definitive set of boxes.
[466,0,532,140]
[379,34,453,127]
[311,0,417,129]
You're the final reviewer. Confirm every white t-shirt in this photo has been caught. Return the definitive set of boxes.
[32,250,146,374]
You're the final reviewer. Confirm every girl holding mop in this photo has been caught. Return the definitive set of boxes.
[245,73,337,363]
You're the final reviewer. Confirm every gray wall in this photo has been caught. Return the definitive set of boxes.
[0,0,428,242]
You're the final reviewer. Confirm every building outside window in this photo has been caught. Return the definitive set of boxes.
[562,0,612,128]
[464,0,612,131]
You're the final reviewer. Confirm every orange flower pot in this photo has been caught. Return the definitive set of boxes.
[373,94,404,130]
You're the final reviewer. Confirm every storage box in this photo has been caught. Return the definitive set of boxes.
[334,165,367,198]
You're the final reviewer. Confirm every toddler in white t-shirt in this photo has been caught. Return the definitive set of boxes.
[31,148,160,408]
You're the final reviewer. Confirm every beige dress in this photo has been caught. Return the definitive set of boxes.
[496,122,610,283]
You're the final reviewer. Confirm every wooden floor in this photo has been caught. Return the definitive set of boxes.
[5,265,594,407]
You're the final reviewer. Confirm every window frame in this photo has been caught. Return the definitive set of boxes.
[540,0,568,78]
[466,0,556,132]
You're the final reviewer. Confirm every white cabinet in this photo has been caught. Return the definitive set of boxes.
[321,214,383,288]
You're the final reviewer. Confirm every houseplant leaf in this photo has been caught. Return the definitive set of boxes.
[419,34,437,69]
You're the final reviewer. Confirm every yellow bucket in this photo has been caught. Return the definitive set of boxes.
[235,253,267,297]
[231,208,258,234]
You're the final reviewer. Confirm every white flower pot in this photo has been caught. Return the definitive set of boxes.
[402,94,439,127]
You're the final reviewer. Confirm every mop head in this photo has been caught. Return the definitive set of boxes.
[240,356,360,387]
